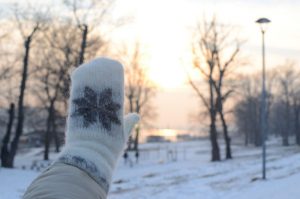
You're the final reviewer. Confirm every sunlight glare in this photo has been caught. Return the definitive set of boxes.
[158,129,177,137]
[132,0,191,89]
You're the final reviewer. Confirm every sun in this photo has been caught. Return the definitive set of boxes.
[158,129,177,137]
[148,57,187,89]
[144,31,189,90]
[127,0,191,90]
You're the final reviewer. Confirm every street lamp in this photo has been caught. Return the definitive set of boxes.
[256,17,271,180]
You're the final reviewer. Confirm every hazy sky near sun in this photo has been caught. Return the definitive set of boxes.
[1,0,300,129]
[111,0,300,129]
[113,0,300,84]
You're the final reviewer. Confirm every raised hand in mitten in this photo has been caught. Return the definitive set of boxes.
[57,57,139,195]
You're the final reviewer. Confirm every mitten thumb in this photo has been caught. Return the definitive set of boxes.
[124,113,140,140]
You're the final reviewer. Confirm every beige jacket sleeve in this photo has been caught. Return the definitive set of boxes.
[23,162,107,199]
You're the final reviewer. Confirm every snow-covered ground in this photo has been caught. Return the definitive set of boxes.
[1,138,300,199]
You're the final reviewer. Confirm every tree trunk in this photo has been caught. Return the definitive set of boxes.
[133,126,140,163]
[52,110,60,153]
[133,103,141,152]
[219,110,232,159]
[282,135,289,146]
[44,102,54,160]
[210,121,220,161]
[245,130,248,146]
[209,79,220,161]
[78,24,88,65]
[1,103,15,167]
[282,101,290,146]
[295,108,300,145]
[9,36,32,167]
[125,95,134,151]
[255,101,262,147]
[215,80,232,159]
[254,127,262,146]
[133,126,140,152]
[245,115,249,146]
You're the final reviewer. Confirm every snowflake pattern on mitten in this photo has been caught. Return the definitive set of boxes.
[72,86,121,130]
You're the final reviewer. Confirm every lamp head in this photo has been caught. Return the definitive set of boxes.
[256,18,271,33]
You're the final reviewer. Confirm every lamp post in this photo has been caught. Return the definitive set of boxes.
[256,17,271,180]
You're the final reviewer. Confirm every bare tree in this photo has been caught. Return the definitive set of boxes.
[189,19,220,161]
[276,61,300,146]
[1,3,48,167]
[64,0,117,65]
[118,42,156,162]
[234,91,261,146]
[212,25,242,159]
[33,19,80,160]
[0,16,19,165]
[1,103,15,166]
[60,0,118,105]
[189,17,243,160]
[0,19,17,106]
[238,75,262,146]
[235,69,283,147]
[292,89,300,145]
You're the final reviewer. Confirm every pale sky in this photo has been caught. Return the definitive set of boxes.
[111,0,300,129]
[1,0,300,129]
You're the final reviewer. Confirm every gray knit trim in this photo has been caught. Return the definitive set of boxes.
[57,155,109,193]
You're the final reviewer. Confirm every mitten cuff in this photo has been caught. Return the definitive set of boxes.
[56,146,117,194]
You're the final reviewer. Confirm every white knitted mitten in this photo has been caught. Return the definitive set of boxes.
[57,57,139,194]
